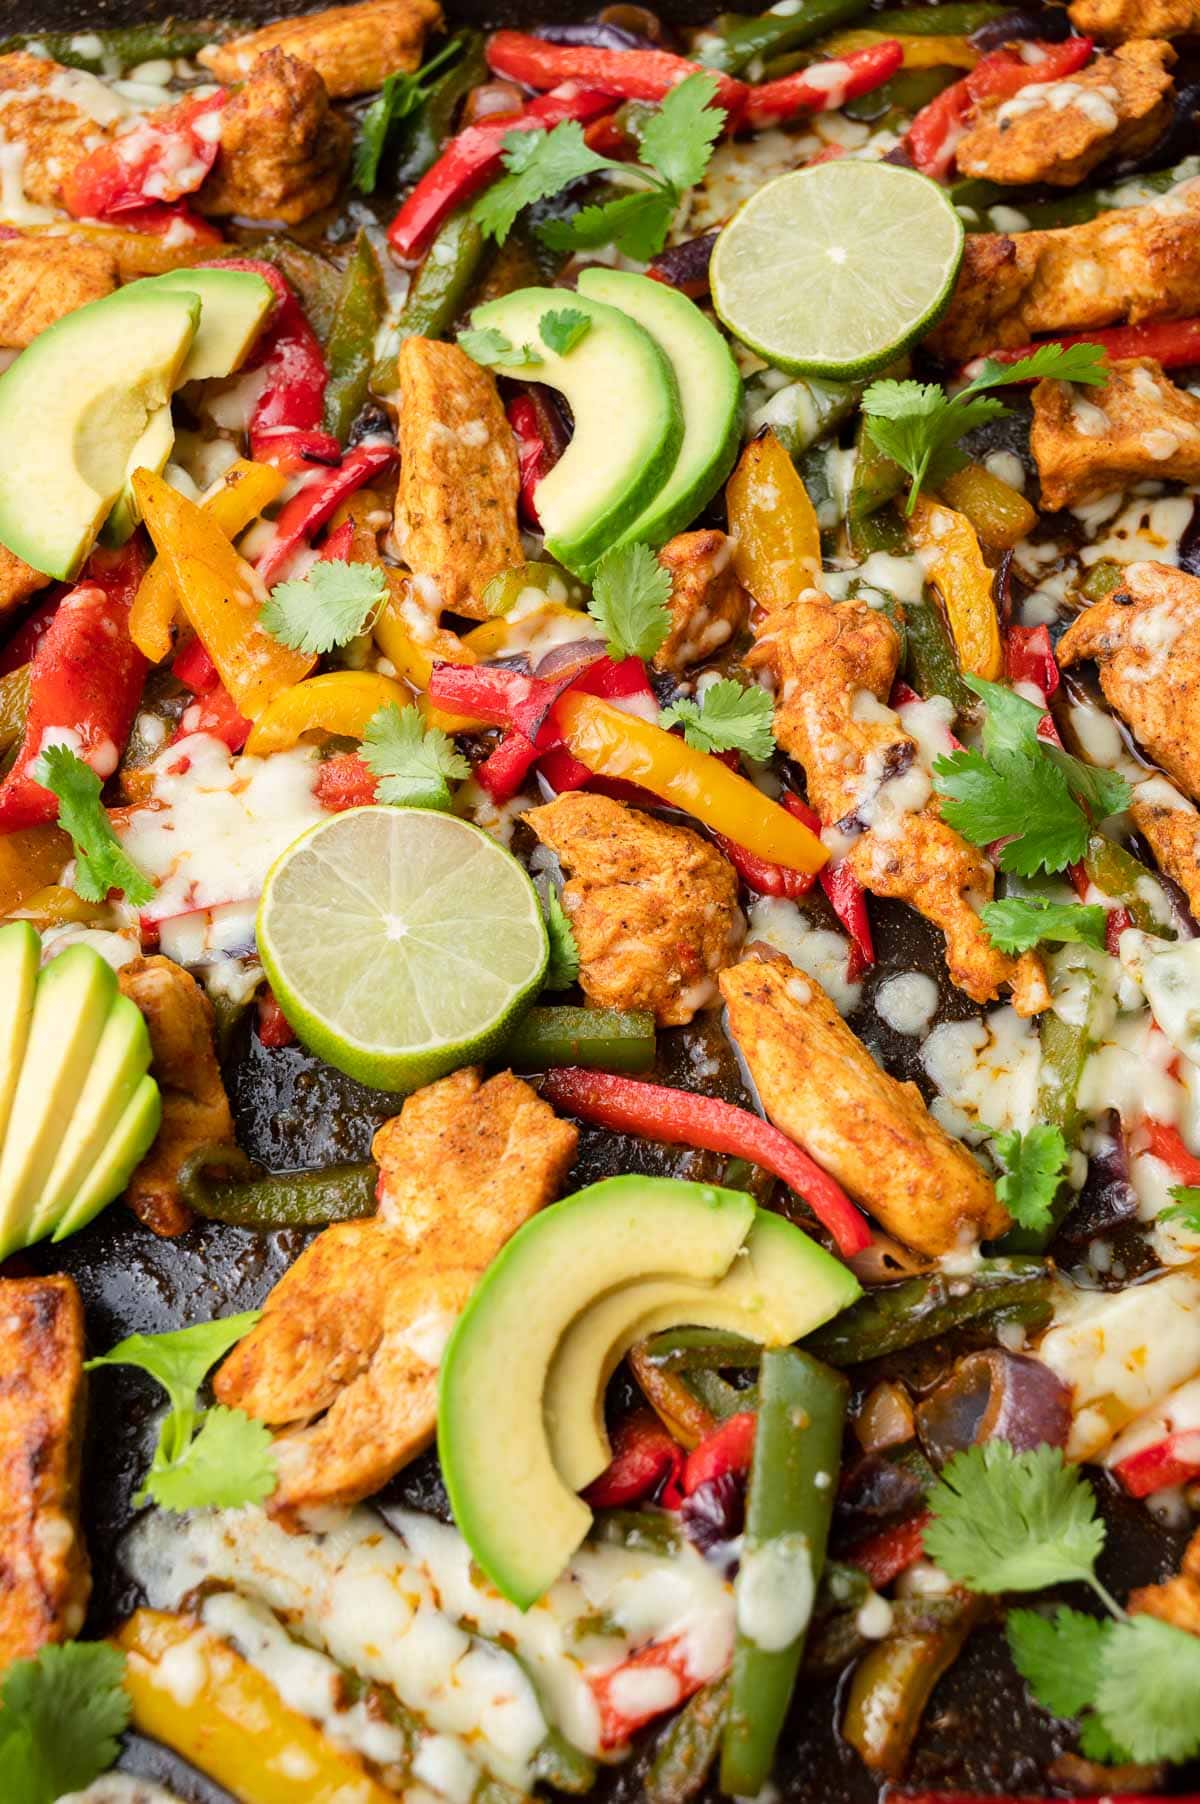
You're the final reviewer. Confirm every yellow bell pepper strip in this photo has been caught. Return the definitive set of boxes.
[0,661,30,755]
[133,469,314,720]
[907,495,1003,682]
[116,1609,398,1804]
[17,884,110,925]
[726,431,822,611]
[554,691,828,875]
[374,587,487,733]
[820,26,978,67]
[936,462,1037,550]
[245,670,413,756]
[0,824,73,912]
[130,458,287,662]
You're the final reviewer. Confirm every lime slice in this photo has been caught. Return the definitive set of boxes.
[711,161,964,380]
[257,807,548,1092]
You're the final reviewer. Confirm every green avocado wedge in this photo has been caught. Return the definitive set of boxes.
[544,1209,861,1493]
[577,269,743,552]
[438,1175,756,1608]
[465,287,683,577]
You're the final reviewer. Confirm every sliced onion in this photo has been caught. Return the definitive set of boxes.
[536,19,656,50]
[847,1231,934,1286]
[534,638,607,681]
[916,1349,1072,1468]
[646,231,719,299]
[856,1381,916,1455]
[969,6,1070,48]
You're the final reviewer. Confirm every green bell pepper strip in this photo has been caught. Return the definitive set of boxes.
[177,1144,378,1228]
[870,2,1006,31]
[250,239,342,344]
[505,1006,656,1073]
[587,1509,683,1557]
[646,1677,731,1804]
[742,370,864,458]
[642,1327,762,1372]
[695,0,869,76]
[1081,559,1123,602]
[848,417,906,523]
[842,64,959,122]
[323,231,387,443]
[1083,833,1173,935]
[370,206,485,391]
[720,1348,848,1798]
[1001,985,1096,1253]
[840,1595,987,1776]
[391,32,489,188]
[903,590,977,716]
[685,1366,751,1422]
[481,561,585,617]
[0,20,239,69]
[803,1257,1055,1364]
[473,1637,596,1795]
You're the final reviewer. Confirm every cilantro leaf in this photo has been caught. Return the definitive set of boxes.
[1094,1616,1200,1764]
[260,559,386,655]
[0,1641,130,1804]
[543,887,580,990]
[457,326,542,369]
[352,35,467,193]
[661,678,775,761]
[637,70,725,193]
[980,897,1107,955]
[34,744,153,908]
[1007,1605,1111,1721]
[360,702,469,809]
[923,1442,1106,1596]
[87,1311,263,1463]
[966,341,1109,396]
[989,1123,1069,1234]
[145,1403,277,1512]
[587,541,672,662]
[540,188,678,260]
[472,121,609,244]
[1163,1184,1200,1230]
[540,307,591,355]
[933,746,1089,876]
[1044,744,1131,823]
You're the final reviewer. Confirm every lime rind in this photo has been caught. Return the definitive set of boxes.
[710,161,965,380]
[257,806,549,1093]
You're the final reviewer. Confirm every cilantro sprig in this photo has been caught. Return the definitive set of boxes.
[662,678,775,761]
[260,559,387,656]
[458,326,542,369]
[472,72,724,258]
[588,541,672,662]
[540,307,591,356]
[987,1123,1069,1235]
[1162,1184,1200,1231]
[34,744,153,907]
[0,1641,131,1804]
[86,1311,275,1512]
[980,896,1108,956]
[925,1441,1200,1767]
[863,342,1108,513]
[353,33,469,193]
[543,887,580,990]
[932,676,1130,876]
[360,702,469,810]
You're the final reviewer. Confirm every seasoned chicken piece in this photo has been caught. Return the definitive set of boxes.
[215,1068,576,1523]
[0,545,47,614]
[0,236,117,348]
[0,1277,89,1670]
[653,530,750,673]
[197,50,350,225]
[394,338,523,619]
[1071,0,1200,39]
[1129,1527,1200,1634]
[926,185,1200,364]
[200,0,442,99]
[1057,561,1200,799]
[117,956,236,1239]
[1131,788,1200,915]
[1032,356,1200,509]
[0,54,115,209]
[721,955,1006,1255]
[748,590,1046,1011]
[526,792,743,1026]
[956,41,1174,189]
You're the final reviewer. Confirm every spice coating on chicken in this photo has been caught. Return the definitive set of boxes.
[653,531,751,674]
[0,236,117,349]
[1032,356,1200,509]
[526,792,744,1026]
[197,49,351,224]
[1070,0,1200,39]
[199,0,443,98]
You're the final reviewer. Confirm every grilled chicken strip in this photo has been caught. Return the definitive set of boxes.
[197,49,351,224]
[199,0,443,97]
[747,590,1047,1011]
[215,1067,577,1525]
[526,792,744,1026]
[0,1276,89,1671]
[1031,357,1200,509]
[721,955,1006,1256]
[1070,0,1200,38]
[652,531,751,674]
[0,237,117,349]
[117,957,236,1239]
[0,546,47,615]
[0,54,115,209]
[1129,1527,1200,1634]
[955,40,1174,189]
[1130,785,1200,917]
[926,184,1200,364]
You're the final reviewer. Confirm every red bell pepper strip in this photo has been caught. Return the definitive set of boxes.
[905,38,1092,179]
[541,1068,871,1256]
[587,1636,707,1750]
[904,78,972,180]
[682,1411,756,1497]
[172,636,219,695]
[314,752,378,812]
[255,442,397,586]
[168,635,252,754]
[1113,1428,1200,1498]
[743,39,903,129]
[256,988,296,1048]
[206,259,338,473]
[0,590,62,677]
[712,829,817,900]
[1066,858,1133,953]
[847,1512,930,1590]
[0,543,148,831]
[429,661,575,742]
[388,85,616,260]
[476,728,543,803]
[486,31,748,116]
[62,90,227,218]
[109,202,224,243]
[786,795,875,976]
[536,655,663,794]
[1139,1118,1200,1184]
[1005,624,1059,701]
[507,394,548,529]
[584,1410,686,1508]
[965,35,1093,103]
[966,316,1200,380]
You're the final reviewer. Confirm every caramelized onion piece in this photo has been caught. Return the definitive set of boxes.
[916,1349,1072,1469]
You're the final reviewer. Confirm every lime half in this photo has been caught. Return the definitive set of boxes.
[257,807,548,1092]
[711,161,964,379]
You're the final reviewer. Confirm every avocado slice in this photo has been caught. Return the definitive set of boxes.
[0,922,39,1156]
[545,1209,861,1492]
[0,286,200,579]
[53,1073,161,1244]
[102,406,176,547]
[29,992,155,1242]
[467,288,683,577]
[439,1175,755,1607]
[139,266,276,385]
[0,944,117,1260]
[578,269,743,552]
